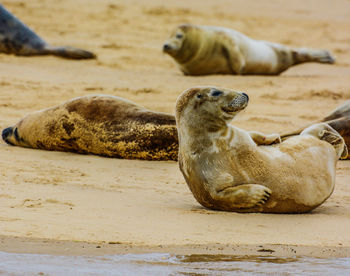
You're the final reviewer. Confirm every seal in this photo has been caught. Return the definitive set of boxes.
[163,24,335,75]
[281,100,350,159]
[0,4,95,59]
[2,95,178,161]
[175,86,347,213]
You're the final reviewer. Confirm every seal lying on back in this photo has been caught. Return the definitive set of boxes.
[0,4,95,59]
[175,87,347,213]
[282,100,350,159]
[2,95,178,160]
[163,24,335,75]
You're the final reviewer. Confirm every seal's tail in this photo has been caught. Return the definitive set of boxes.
[292,48,335,65]
[47,46,96,59]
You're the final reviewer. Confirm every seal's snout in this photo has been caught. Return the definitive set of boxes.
[242,93,249,102]
[225,92,249,113]
[163,43,171,52]
[2,127,13,143]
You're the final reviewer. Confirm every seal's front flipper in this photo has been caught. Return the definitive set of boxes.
[249,131,281,145]
[213,184,271,209]
[222,44,246,75]
[47,46,96,60]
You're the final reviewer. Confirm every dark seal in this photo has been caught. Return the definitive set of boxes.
[0,4,95,59]
[2,95,178,161]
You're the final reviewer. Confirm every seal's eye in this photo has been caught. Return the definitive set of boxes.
[196,94,202,99]
[211,90,223,97]
[176,33,183,39]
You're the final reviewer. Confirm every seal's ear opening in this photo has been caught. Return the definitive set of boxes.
[340,143,348,160]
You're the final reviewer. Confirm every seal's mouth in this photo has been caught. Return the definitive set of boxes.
[221,106,236,115]
[221,102,248,115]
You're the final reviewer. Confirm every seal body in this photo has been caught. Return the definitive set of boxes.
[2,95,178,161]
[175,87,346,213]
[163,24,335,75]
[282,100,350,159]
[0,4,95,59]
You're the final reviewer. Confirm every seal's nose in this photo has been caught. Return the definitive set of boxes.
[2,127,13,142]
[163,43,171,52]
[242,92,249,102]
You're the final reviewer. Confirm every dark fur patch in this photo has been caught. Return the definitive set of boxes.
[62,122,75,135]
[130,111,176,126]
[36,141,46,149]
[67,98,132,122]
[14,128,20,141]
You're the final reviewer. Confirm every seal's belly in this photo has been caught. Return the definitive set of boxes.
[242,41,279,74]
[256,141,336,209]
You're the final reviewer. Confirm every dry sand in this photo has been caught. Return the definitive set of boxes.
[0,0,350,258]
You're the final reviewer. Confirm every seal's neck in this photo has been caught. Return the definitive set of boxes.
[178,115,229,153]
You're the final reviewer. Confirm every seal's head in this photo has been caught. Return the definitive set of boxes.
[162,24,200,62]
[2,112,42,148]
[2,126,15,145]
[175,86,249,133]
[2,125,28,147]
[163,25,187,55]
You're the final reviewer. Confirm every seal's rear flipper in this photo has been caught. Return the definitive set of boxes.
[320,129,348,159]
[301,123,348,159]
[48,46,96,60]
[292,48,335,65]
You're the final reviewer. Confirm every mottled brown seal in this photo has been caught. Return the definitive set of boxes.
[282,100,350,159]
[2,95,178,160]
[0,4,95,59]
[163,24,335,75]
[175,86,347,213]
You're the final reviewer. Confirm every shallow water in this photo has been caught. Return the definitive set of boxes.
[0,252,350,276]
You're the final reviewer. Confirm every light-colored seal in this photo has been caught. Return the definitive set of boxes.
[282,100,350,159]
[163,24,335,75]
[2,95,178,160]
[175,87,347,213]
[0,4,95,59]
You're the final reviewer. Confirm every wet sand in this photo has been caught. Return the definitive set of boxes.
[1,252,349,276]
[0,0,350,258]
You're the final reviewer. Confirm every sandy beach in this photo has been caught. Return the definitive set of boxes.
[1,0,350,258]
